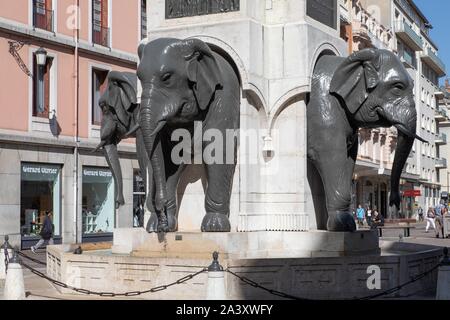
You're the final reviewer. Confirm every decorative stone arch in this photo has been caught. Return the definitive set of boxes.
[268,87,309,133]
[187,35,268,125]
[310,42,342,79]
[268,42,343,133]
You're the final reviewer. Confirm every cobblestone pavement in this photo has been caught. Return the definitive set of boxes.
[1,224,447,300]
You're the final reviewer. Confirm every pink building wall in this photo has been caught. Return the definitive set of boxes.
[0,35,29,132]
[111,0,140,53]
[0,1,29,25]
[0,0,141,140]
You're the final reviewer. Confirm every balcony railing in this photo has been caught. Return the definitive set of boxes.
[33,3,54,32]
[435,107,448,121]
[421,47,446,77]
[436,133,447,145]
[92,25,110,48]
[436,158,447,169]
[394,20,423,51]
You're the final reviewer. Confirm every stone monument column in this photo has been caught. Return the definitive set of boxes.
[142,0,347,232]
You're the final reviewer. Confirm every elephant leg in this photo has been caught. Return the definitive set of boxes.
[307,159,328,230]
[316,139,358,232]
[201,163,235,232]
[165,164,186,232]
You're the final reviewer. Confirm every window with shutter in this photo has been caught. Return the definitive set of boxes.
[33,0,53,32]
[92,69,109,126]
[92,0,109,47]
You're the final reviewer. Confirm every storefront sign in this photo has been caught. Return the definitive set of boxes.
[83,167,113,183]
[403,190,421,197]
[21,163,61,181]
[166,0,240,19]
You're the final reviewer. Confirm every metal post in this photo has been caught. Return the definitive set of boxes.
[0,235,13,280]
[206,252,226,300]
[37,64,45,114]
[437,247,450,300]
[4,248,25,300]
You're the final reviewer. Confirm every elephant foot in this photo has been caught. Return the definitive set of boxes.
[167,211,178,232]
[157,212,170,233]
[327,210,356,232]
[146,212,159,233]
[146,211,171,233]
[201,213,231,232]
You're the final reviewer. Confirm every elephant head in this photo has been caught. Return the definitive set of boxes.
[137,38,222,212]
[95,71,138,208]
[329,48,426,211]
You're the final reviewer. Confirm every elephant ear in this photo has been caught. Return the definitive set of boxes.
[329,48,381,114]
[107,72,138,128]
[108,71,137,111]
[182,38,222,111]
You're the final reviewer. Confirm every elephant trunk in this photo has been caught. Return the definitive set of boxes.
[139,101,167,211]
[104,144,125,208]
[389,113,417,210]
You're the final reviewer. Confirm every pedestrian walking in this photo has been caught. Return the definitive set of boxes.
[417,206,424,222]
[356,204,365,227]
[30,211,54,253]
[366,207,373,227]
[425,207,436,233]
[435,203,444,239]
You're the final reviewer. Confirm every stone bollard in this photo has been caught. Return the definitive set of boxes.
[206,252,226,300]
[436,247,450,300]
[4,250,25,300]
[0,235,13,280]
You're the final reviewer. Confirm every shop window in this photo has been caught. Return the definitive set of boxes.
[82,167,115,240]
[92,68,109,126]
[32,54,53,118]
[20,163,61,240]
[33,0,54,32]
[92,0,109,47]
[133,169,146,227]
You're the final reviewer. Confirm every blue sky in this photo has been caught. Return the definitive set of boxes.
[414,0,449,85]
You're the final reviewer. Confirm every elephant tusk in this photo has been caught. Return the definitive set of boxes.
[92,141,107,153]
[124,123,140,138]
[150,121,167,137]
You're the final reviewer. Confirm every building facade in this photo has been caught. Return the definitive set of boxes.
[438,79,450,202]
[0,0,147,248]
[340,0,447,219]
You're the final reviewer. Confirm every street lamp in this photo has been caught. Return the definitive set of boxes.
[35,47,47,115]
[35,47,47,66]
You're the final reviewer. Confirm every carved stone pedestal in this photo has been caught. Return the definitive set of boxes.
[111,228,380,259]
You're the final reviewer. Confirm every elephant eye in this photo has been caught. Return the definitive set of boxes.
[393,82,405,90]
[161,73,172,82]
[392,82,405,95]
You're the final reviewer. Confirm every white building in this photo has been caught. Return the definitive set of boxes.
[341,0,446,219]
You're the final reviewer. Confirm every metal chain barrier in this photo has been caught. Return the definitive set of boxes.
[225,262,441,301]
[4,247,9,274]
[17,251,47,266]
[225,269,310,300]
[357,263,441,300]
[21,261,207,298]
